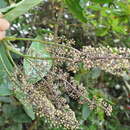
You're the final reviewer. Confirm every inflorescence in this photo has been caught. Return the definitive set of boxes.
[11,35,130,129]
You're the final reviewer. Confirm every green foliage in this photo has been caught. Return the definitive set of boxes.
[0,0,7,8]
[2,104,31,123]
[0,97,12,103]
[0,85,12,96]
[5,0,43,22]
[0,0,44,123]
[0,44,13,96]
[65,0,87,22]
[66,0,130,37]
[14,88,35,120]
[23,36,52,83]
[82,103,91,120]
[92,0,114,4]
[5,124,22,130]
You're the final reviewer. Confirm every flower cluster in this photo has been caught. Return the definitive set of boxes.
[11,36,130,129]
[81,46,130,76]
[48,36,130,76]
[12,69,79,129]
[11,62,113,130]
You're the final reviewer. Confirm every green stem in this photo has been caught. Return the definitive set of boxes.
[3,41,18,68]
[5,44,73,62]
[4,37,80,53]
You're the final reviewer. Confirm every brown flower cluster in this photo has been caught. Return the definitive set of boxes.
[11,62,113,130]
[10,36,130,129]
[81,46,130,76]
[48,36,130,76]
[12,69,79,130]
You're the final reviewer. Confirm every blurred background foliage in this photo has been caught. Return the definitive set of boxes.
[0,0,130,130]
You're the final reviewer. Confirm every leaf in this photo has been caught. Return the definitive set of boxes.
[0,0,7,9]
[91,67,101,79]
[65,0,87,23]
[0,4,18,13]
[0,43,34,120]
[14,88,35,120]
[80,0,89,8]
[0,86,12,96]
[96,27,108,36]
[13,115,31,123]
[88,125,97,130]
[2,104,31,123]
[97,107,104,121]
[2,104,16,118]
[0,116,5,126]
[5,124,22,130]
[82,103,90,120]
[0,75,12,96]
[0,44,13,73]
[0,44,13,96]
[23,36,52,84]
[5,0,43,22]
[92,0,114,4]
[0,97,12,103]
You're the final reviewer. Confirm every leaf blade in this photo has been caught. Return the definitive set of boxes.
[65,0,87,23]
[23,36,52,84]
[5,0,43,22]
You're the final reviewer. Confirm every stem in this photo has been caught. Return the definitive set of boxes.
[5,44,73,62]
[4,37,80,53]
[3,41,18,68]
[4,37,130,60]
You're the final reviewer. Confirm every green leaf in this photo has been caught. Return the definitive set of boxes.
[82,103,90,120]
[65,0,87,23]
[80,0,89,8]
[0,97,12,103]
[14,88,35,120]
[0,0,7,9]
[23,36,52,84]
[91,67,101,79]
[92,0,114,4]
[0,44,13,96]
[2,104,16,118]
[2,100,31,123]
[5,124,22,130]
[0,76,12,96]
[0,116,5,126]
[88,125,97,130]
[96,27,108,36]
[0,4,18,13]
[0,44,13,73]
[97,107,104,121]
[5,0,43,22]
[13,115,31,123]
[0,86,12,96]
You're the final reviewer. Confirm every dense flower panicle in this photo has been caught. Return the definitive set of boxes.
[12,69,79,129]
[12,36,130,129]
[64,79,86,100]
[81,46,130,75]
[12,65,113,129]
[48,37,130,76]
